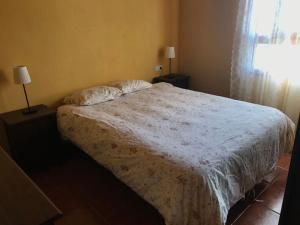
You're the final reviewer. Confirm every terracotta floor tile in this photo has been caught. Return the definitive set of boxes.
[29,147,291,225]
[226,181,269,224]
[46,187,90,213]
[259,186,284,214]
[257,168,288,214]
[233,203,280,225]
[268,168,288,189]
[31,150,164,225]
[82,176,164,225]
[277,153,291,171]
[56,208,109,225]
[263,168,280,184]
[226,199,251,225]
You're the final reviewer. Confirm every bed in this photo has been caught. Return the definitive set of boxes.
[57,82,295,225]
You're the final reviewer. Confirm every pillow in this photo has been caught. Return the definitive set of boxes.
[64,86,122,106]
[111,80,152,94]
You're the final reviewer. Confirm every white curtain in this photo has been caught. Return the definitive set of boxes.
[231,0,300,124]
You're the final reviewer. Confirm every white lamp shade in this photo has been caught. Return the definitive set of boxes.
[13,66,31,85]
[166,47,176,59]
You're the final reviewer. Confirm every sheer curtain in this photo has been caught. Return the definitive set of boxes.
[231,0,300,124]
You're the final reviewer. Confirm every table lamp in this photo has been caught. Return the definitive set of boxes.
[166,47,175,75]
[13,66,37,114]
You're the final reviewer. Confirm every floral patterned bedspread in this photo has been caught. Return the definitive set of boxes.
[57,83,295,225]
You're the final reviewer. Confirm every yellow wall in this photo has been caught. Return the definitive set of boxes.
[179,0,238,97]
[0,0,179,112]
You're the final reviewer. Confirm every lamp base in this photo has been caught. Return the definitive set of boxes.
[22,108,38,115]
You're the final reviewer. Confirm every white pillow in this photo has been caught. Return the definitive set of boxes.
[112,80,152,94]
[64,86,122,106]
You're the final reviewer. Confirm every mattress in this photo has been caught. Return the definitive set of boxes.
[57,82,295,225]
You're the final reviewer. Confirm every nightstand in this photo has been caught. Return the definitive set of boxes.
[153,74,190,89]
[0,105,60,172]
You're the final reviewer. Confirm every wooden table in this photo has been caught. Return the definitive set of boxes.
[0,147,62,225]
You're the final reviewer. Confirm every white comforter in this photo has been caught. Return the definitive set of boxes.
[58,83,295,225]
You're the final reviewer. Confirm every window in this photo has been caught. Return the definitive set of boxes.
[252,0,300,83]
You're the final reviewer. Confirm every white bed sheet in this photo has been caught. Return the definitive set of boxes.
[58,83,295,225]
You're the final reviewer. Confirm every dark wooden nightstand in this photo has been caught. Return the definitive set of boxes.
[153,74,190,89]
[0,105,60,172]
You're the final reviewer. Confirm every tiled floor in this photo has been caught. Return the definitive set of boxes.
[30,147,291,225]
[229,168,288,225]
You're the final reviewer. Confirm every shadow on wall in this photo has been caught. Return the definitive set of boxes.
[0,71,9,112]
[178,0,238,97]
